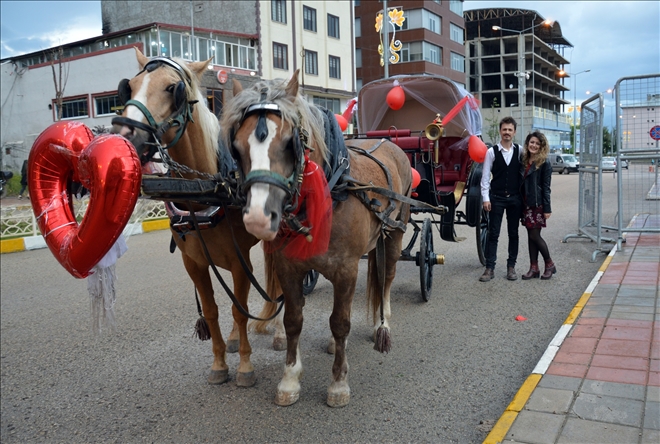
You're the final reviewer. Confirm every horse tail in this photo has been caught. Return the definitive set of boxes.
[366,249,380,323]
[249,248,281,334]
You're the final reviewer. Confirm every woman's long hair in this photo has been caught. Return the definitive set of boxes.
[522,131,549,168]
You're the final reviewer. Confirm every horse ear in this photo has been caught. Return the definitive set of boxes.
[134,47,149,68]
[188,58,211,80]
[233,79,243,96]
[286,69,300,98]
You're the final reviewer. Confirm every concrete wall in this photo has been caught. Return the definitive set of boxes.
[0,47,140,169]
[101,0,257,37]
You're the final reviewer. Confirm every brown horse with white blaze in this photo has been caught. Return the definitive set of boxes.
[112,48,283,387]
[221,71,412,407]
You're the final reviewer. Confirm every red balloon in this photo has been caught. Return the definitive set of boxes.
[335,114,348,132]
[386,86,405,110]
[468,135,488,163]
[29,122,141,278]
[411,168,421,189]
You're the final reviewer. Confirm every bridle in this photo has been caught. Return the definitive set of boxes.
[234,94,311,216]
[112,57,197,163]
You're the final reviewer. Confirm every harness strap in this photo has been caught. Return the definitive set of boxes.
[186,202,284,322]
[345,180,445,213]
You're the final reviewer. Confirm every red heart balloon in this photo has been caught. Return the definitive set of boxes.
[28,122,141,278]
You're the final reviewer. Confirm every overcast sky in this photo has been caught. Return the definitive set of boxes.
[1,0,659,126]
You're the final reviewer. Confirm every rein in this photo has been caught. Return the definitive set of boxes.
[186,201,285,322]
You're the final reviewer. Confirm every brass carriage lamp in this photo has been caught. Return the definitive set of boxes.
[425,113,445,164]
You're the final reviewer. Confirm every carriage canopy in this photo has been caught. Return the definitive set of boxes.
[357,74,482,139]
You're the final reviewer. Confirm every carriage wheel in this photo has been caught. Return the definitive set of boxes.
[476,208,489,266]
[418,218,434,302]
[302,269,320,295]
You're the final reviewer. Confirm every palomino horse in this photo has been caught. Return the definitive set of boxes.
[112,48,282,387]
[221,71,412,407]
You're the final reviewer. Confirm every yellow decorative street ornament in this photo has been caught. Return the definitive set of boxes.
[376,8,405,66]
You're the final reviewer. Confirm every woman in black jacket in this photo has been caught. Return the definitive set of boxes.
[520,131,556,280]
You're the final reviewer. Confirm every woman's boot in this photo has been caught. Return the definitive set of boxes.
[541,260,557,280]
[522,263,540,280]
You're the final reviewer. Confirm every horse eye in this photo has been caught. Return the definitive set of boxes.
[166,84,175,93]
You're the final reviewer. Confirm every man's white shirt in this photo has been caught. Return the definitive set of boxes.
[480,143,519,203]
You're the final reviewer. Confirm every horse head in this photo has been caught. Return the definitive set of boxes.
[112,48,213,165]
[221,70,327,241]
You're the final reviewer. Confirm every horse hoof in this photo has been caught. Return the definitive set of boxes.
[272,337,287,351]
[207,369,229,385]
[226,339,239,354]
[236,371,256,387]
[275,390,300,406]
[327,390,350,408]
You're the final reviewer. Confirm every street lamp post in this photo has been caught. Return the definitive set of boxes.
[493,19,553,145]
[559,69,590,156]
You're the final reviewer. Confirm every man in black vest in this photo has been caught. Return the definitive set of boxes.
[479,116,523,281]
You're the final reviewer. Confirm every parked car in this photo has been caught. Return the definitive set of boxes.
[620,159,628,169]
[551,154,579,174]
[601,157,617,171]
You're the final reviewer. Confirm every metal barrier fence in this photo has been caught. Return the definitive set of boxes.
[563,93,615,260]
[614,74,660,246]
[1,198,168,239]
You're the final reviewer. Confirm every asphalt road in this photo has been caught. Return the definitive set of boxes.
[1,171,613,443]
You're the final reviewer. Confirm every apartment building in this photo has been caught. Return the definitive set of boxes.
[354,0,467,90]
[464,7,572,148]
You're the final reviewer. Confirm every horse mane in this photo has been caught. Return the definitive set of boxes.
[171,57,220,167]
[220,77,328,164]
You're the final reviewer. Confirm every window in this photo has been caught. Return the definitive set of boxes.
[206,89,223,117]
[303,6,317,32]
[450,23,464,44]
[273,42,288,70]
[400,42,442,65]
[329,55,340,79]
[355,49,362,68]
[422,10,441,34]
[449,0,463,15]
[95,94,121,116]
[426,43,441,64]
[400,42,422,62]
[355,18,361,37]
[204,36,255,70]
[272,0,286,23]
[451,52,465,72]
[313,96,340,114]
[304,50,318,75]
[328,14,340,38]
[56,96,88,120]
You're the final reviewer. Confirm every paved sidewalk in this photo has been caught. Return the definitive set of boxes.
[485,214,660,444]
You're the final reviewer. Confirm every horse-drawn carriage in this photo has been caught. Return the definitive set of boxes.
[345,75,488,300]
[28,51,487,407]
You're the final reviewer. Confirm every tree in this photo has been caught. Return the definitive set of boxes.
[569,125,577,155]
[484,97,500,145]
[48,47,69,121]
[602,127,613,155]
